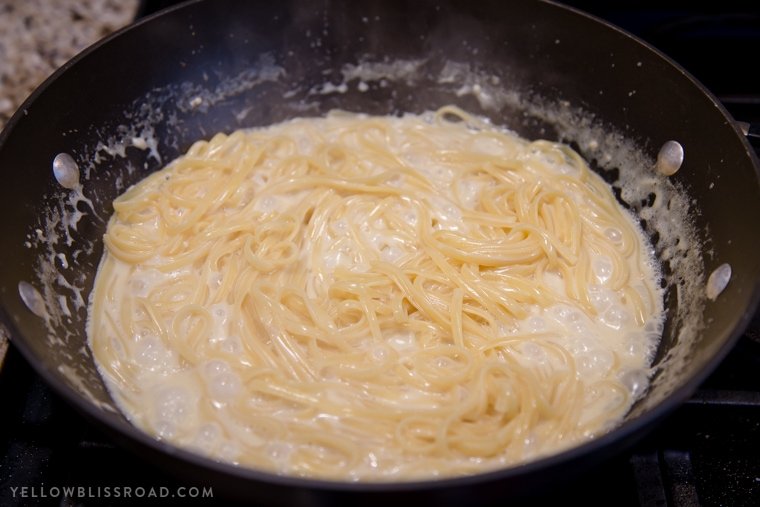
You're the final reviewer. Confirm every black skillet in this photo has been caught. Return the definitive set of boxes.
[0,0,758,504]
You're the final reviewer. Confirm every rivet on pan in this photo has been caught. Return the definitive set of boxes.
[705,263,731,301]
[655,141,684,176]
[53,153,80,189]
[18,281,46,317]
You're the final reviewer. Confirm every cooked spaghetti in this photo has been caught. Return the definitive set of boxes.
[88,106,663,480]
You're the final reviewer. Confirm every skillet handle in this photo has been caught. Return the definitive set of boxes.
[735,121,760,139]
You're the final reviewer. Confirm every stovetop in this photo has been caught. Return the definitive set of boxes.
[1,2,759,506]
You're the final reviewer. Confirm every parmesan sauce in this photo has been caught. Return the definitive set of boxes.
[88,112,663,480]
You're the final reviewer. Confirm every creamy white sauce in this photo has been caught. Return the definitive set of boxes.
[88,113,664,480]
